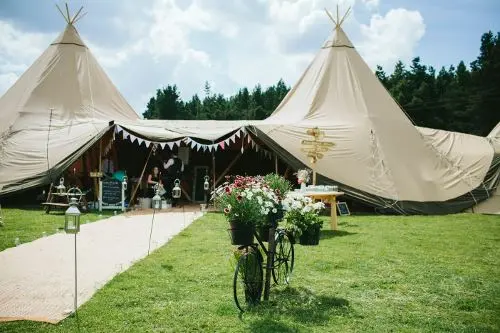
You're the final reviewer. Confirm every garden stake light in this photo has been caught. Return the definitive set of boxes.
[64,197,81,319]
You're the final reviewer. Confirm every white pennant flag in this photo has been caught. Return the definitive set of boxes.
[123,131,129,140]
[235,130,241,139]
[230,134,236,143]
[129,134,136,143]
[197,143,202,152]
[137,138,144,146]
[144,140,151,147]
[167,142,174,149]
[213,144,218,152]
[160,142,166,149]
[208,145,213,152]
[191,140,197,149]
[224,138,230,146]
[185,137,191,144]
[115,125,122,133]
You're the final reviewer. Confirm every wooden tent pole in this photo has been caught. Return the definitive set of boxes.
[274,154,278,174]
[129,145,155,209]
[212,143,216,192]
[215,152,242,187]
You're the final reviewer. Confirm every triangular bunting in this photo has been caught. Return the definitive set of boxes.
[224,138,230,146]
[129,134,136,143]
[213,144,218,152]
[235,130,241,139]
[219,141,225,150]
[144,140,151,147]
[137,138,144,146]
[160,142,166,149]
[230,134,236,143]
[167,142,174,149]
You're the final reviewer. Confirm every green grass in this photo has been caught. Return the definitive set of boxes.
[0,207,115,251]
[1,212,499,332]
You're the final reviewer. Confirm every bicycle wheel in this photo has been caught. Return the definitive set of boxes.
[233,246,264,312]
[272,230,294,285]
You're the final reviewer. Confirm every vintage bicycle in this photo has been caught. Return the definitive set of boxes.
[232,220,295,312]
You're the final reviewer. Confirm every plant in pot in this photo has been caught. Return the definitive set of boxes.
[281,191,325,245]
[212,175,276,245]
[256,174,293,241]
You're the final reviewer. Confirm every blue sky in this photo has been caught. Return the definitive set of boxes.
[0,0,498,116]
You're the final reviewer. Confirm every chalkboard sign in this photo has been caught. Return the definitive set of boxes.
[102,178,122,206]
[336,202,350,216]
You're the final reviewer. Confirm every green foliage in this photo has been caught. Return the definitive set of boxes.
[142,31,499,136]
[262,173,292,198]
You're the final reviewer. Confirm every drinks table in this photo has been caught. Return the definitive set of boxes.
[300,191,344,230]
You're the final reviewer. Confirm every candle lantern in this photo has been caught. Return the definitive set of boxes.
[152,186,162,210]
[56,177,66,194]
[172,179,182,199]
[203,176,210,191]
[64,197,81,234]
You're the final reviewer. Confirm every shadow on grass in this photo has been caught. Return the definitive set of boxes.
[246,286,350,329]
[320,230,357,239]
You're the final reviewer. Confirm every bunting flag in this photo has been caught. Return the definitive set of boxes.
[160,142,166,149]
[137,138,144,146]
[219,141,225,150]
[167,142,174,149]
[229,134,236,143]
[224,138,230,146]
[235,131,241,139]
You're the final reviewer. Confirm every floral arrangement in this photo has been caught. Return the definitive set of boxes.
[281,191,325,238]
[294,169,311,184]
[212,175,281,227]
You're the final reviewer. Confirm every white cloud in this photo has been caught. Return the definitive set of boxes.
[361,0,379,11]
[358,8,426,69]
[0,0,426,114]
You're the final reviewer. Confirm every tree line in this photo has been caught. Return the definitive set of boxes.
[143,31,499,136]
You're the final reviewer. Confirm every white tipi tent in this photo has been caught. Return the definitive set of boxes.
[255,8,496,214]
[0,6,139,195]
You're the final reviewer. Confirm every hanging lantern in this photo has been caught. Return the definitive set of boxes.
[203,176,210,191]
[65,197,81,234]
[172,179,182,199]
[152,186,162,210]
[122,176,128,190]
[56,177,66,194]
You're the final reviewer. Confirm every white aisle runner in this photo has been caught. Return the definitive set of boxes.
[0,211,203,323]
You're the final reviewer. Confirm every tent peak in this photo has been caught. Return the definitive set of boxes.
[56,2,87,26]
[324,5,351,30]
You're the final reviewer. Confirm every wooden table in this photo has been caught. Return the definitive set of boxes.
[301,191,344,230]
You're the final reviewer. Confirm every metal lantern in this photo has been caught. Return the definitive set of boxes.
[64,197,81,234]
[203,175,210,191]
[172,179,182,199]
[122,176,128,190]
[152,186,162,210]
[56,177,66,194]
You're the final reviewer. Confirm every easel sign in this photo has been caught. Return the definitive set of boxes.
[99,178,126,212]
[336,202,350,216]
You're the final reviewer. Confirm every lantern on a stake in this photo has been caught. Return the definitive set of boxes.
[172,179,182,199]
[203,175,210,191]
[152,185,161,210]
[64,198,81,234]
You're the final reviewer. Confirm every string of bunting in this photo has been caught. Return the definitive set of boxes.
[114,125,274,159]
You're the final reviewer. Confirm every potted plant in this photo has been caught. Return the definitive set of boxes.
[212,175,279,245]
[281,191,325,245]
[256,174,292,241]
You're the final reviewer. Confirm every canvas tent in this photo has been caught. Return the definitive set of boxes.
[466,122,500,214]
[1,7,497,215]
[251,9,499,214]
[0,6,139,195]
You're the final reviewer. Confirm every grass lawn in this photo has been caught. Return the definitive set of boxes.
[1,212,499,332]
[0,207,114,251]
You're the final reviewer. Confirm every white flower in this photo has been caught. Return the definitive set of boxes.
[272,208,277,213]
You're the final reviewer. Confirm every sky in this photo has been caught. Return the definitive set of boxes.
[0,0,499,117]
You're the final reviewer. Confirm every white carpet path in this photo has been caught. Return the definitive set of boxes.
[0,211,203,324]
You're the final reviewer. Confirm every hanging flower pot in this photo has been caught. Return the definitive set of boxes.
[228,221,254,245]
[299,227,321,246]
[256,225,270,242]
